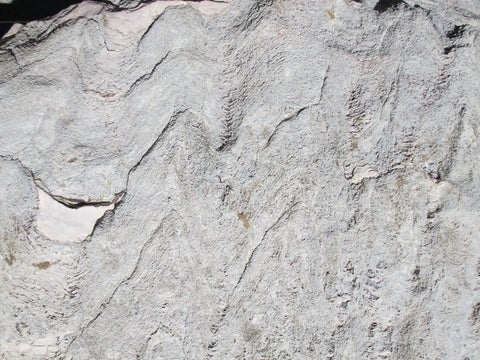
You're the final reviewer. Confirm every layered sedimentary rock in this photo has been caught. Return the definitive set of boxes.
[1,0,479,358]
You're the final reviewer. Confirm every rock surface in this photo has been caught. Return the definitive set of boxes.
[1,0,480,358]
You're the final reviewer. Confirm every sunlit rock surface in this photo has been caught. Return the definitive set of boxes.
[1,0,480,358]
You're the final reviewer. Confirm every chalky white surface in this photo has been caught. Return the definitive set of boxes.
[36,188,114,243]
[1,0,480,358]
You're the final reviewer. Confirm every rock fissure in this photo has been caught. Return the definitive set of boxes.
[229,200,300,300]
[125,50,171,96]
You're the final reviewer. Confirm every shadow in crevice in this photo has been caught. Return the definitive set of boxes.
[373,0,404,13]
[0,0,85,37]
[446,25,466,39]
[0,0,84,22]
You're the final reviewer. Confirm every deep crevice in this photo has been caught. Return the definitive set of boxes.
[443,45,454,55]
[374,0,404,13]
[0,0,84,37]
[33,177,123,209]
[442,25,467,55]
[446,24,466,39]
[50,193,122,209]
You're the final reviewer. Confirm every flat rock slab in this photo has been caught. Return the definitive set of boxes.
[0,0,479,358]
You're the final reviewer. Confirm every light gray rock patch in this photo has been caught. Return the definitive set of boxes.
[0,0,479,358]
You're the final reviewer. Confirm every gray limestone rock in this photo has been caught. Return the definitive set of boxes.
[1,0,479,358]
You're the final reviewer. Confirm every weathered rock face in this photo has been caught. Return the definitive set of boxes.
[1,0,479,358]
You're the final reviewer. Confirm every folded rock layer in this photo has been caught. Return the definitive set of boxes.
[0,0,479,358]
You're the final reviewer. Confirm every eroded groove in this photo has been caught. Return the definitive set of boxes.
[0,154,37,180]
[48,192,121,209]
[124,50,171,96]
[64,108,186,350]
[229,200,299,298]
[205,201,300,351]
[65,216,169,353]
[44,109,183,351]
[264,66,329,149]
[264,106,309,148]
[137,325,161,359]
[137,11,166,46]
[438,106,466,180]
[123,108,185,192]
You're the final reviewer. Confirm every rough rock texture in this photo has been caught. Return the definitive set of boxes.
[1,0,480,358]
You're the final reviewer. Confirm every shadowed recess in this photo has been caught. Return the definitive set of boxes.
[374,0,404,13]
[0,0,83,37]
